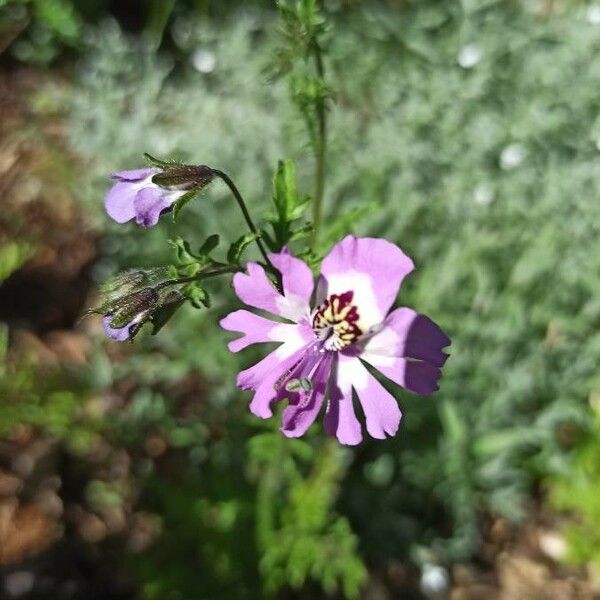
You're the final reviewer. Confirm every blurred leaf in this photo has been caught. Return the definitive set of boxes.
[227,231,261,265]
[184,282,211,309]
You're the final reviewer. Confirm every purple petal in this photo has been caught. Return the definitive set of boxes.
[360,306,450,395]
[103,315,134,341]
[318,235,414,331]
[281,354,333,438]
[245,344,310,418]
[104,181,139,224]
[269,249,314,305]
[364,356,442,395]
[323,355,363,445]
[232,262,309,321]
[133,186,174,228]
[111,168,157,182]
[237,323,313,391]
[273,348,323,404]
[382,307,450,367]
[344,358,402,439]
[219,309,292,352]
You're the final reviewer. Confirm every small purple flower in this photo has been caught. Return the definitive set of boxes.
[100,287,160,342]
[102,314,140,341]
[220,235,451,445]
[105,168,188,227]
[105,162,215,228]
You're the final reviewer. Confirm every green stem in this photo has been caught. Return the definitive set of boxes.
[156,264,239,290]
[213,169,272,268]
[311,40,327,249]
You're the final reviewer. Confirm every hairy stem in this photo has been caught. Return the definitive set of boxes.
[213,169,272,267]
[311,39,327,249]
[156,264,240,290]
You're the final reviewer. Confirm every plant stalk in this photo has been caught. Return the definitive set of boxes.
[156,264,240,290]
[311,40,327,249]
[213,169,272,268]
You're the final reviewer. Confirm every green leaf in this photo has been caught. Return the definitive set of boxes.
[172,189,199,221]
[169,236,197,264]
[184,283,211,309]
[144,152,175,168]
[260,229,277,252]
[227,232,261,265]
[178,262,201,277]
[272,159,299,222]
[289,195,311,220]
[198,234,220,256]
[288,222,313,241]
[150,298,184,335]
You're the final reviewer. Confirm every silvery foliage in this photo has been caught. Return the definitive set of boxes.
[64,3,600,560]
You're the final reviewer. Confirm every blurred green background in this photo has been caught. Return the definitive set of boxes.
[2,0,600,598]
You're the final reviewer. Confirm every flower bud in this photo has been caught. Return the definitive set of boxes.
[103,288,160,341]
[151,165,214,190]
[105,163,216,228]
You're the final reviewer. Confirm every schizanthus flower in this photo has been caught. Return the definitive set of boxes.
[220,235,450,445]
[96,268,183,342]
[105,165,214,227]
[102,287,160,342]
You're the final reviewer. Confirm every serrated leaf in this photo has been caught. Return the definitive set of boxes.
[172,189,199,221]
[169,236,196,263]
[184,283,211,309]
[227,232,261,265]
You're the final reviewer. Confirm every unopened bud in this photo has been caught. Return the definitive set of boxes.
[106,288,160,329]
[151,165,215,191]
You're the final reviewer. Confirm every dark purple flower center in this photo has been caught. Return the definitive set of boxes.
[312,291,362,351]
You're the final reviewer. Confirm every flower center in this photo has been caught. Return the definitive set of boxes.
[312,291,362,351]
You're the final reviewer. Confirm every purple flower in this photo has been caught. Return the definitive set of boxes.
[105,168,185,227]
[102,314,139,341]
[100,287,160,342]
[220,235,451,445]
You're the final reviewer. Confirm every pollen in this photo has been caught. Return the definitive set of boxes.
[312,291,362,351]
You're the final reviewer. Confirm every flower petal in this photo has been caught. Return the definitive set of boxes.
[281,354,333,438]
[364,307,450,366]
[362,355,442,395]
[323,355,363,445]
[104,181,139,224]
[340,356,402,439]
[111,168,157,182]
[103,315,133,341]
[360,307,450,395]
[269,249,314,305]
[219,309,299,352]
[232,262,309,322]
[244,343,310,418]
[133,186,176,227]
[237,323,312,390]
[318,235,414,331]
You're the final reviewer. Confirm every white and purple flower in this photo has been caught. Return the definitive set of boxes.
[105,165,214,227]
[220,235,450,445]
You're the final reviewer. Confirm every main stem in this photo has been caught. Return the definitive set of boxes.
[212,169,272,268]
[311,40,327,249]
